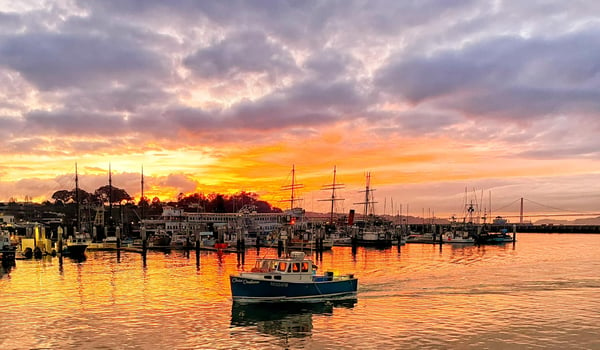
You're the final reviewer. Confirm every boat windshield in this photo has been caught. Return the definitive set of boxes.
[277,262,288,272]
[253,260,276,272]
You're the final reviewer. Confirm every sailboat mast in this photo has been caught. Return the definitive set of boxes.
[354,172,377,220]
[291,165,296,209]
[281,165,304,210]
[364,172,370,217]
[319,166,345,224]
[141,165,145,221]
[330,167,337,222]
[75,162,80,233]
[108,163,113,227]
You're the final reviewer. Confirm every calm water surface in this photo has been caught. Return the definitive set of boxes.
[1,233,599,349]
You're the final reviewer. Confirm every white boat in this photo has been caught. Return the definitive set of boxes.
[355,226,393,247]
[405,233,436,244]
[441,228,475,244]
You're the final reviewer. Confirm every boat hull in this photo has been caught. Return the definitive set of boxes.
[355,238,393,248]
[476,234,514,244]
[230,275,358,303]
[63,244,88,256]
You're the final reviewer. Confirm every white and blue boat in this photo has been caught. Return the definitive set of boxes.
[230,251,358,303]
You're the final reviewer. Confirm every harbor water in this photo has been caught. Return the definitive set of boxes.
[1,233,599,349]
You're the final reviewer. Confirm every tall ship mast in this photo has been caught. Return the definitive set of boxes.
[354,172,377,220]
[280,165,304,210]
[75,162,80,233]
[141,165,145,222]
[319,166,345,224]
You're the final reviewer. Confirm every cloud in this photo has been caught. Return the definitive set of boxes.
[25,109,128,136]
[155,173,198,196]
[374,29,600,121]
[0,31,168,91]
[2,0,600,216]
[184,31,297,81]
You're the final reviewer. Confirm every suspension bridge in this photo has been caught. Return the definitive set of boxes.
[491,197,600,223]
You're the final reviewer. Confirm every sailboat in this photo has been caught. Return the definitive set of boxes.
[352,172,393,248]
[280,166,333,251]
[63,163,91,257]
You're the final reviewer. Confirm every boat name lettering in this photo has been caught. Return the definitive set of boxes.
[270,282,288,287]
[232,278,260,284]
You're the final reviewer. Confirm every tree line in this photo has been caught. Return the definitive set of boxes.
[51,187,282,214]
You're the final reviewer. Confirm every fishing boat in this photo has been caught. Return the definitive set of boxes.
[441,227,475,244]
[63,234,91,256]
[405,232,436,243]
[230,251,358,303]
[475,229,515,244]
[1,229,16,263]
[354,225,393,247]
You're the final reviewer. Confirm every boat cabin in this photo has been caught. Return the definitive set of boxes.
[245,251,320,282]
[252,258,312,274]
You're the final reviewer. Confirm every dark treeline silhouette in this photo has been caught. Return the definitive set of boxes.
[49,187,280,215]
[2,188,282,236]
[158,191,282,214]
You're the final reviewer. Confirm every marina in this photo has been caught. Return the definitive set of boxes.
[1,1,599,349]
[1,233,599,349]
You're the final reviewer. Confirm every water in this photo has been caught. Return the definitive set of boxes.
[1,233,599,349]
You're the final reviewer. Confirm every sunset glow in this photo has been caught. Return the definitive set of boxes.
[1,1,600,220]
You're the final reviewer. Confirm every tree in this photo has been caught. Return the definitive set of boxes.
[52,190,71,203]
[51,188,95,204]
[177,193,208,210]
[94,185,132,204]
[213,194,226,213]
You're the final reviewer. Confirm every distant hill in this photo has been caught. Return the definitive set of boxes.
[535,216,600,225]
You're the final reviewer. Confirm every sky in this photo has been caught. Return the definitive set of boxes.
[1,0,600,221]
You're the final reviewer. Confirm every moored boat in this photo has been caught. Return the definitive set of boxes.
[63,234,91,256]
[355,227,393,248]
[230,251,357,303]
[441,229,475,244]
[475,229,515,244]
[405,232,436,244]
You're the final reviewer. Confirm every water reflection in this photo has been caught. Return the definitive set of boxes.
[231,299,357,339]
[0,262,14,279]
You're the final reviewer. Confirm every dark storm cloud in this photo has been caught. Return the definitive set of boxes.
[183,31,297,80]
